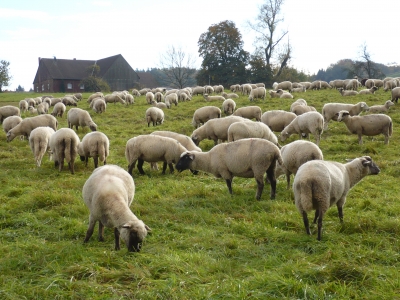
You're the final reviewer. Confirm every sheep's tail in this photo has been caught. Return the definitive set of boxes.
[34,140,44,167]
[389,120,393,137]
[98,141,106,163]
[64,138,72,163]
[294,178,314,213]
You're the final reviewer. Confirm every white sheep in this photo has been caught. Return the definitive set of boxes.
[248,87,266,101]
[131,89,141,97]
[67,108,97,132]
[37,102,49,114]
[191,106,221,128]
[49,128,80,174]
[6,114,58,142]
[0,106,20,123]
[82,164,151,252]
[192,86,206,96]
[241,84,252,95]
[290,86,306,93]
[91,98,107,114]
[337,110,393,144]
[322,102,369,129]
[213,85,224,94]
[154,92,163,102]
[19,100,29,113]
[2,116,22,134]
[291,105,317,116]
[150,130,202,152]
[28,106,38,115]
[125,94,134,105]
[151,101,168,109]
[368,100,395,114]
[275,81,292,91]
[51,102,66,118]
[29,126,55,167]
[176,138,283,200]
[290,99,308,112]
[50,98,62,106]
[359,86,378,95]
[62,96,78,106]
[221,92,239,99]
[280,111,324,146]
[87,92,104,104]
[275,140,323,189]
[232,106,262,121]
[222,98,236,115]
[293,156,380,240]
[391,87,400,103]
[279,92,294,99]
[261,110,297,132]
[139,88,150,95]
[165,93,178,106]
[338,88,359,96]
[310,80,321,90]
[104,94,126,105]
[78,131,110,168]
[145,107,164,127]
[203,94,225,102]
[268,89,283,98]
[125,134,188,175]
[227,121,278,145]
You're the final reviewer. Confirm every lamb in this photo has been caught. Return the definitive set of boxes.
[280,111,324,146]
[293,156,380,240]
[165,93,178,106]
[78,131,110,168]
[2,116,22,134]
[222,98,236,115]
[125,134,188,175]
[359,86,378,95]
[145,107,164,127]
[322,102,369,129]
[368,100,395,113]
[338,88,359,96]
[191,106,221,128]
[49,128,80,174]
[232,106,262,121]
[0,106,20,123]
[6,114,58,142]
[67,108,97,131]
[261,110,297,132]
[391,87,400,103]
[82,164,151,252]
[19,100,29,113]
[91,98,107,114]
[275,81,292,91]
[29,126,56,167]
[275,140,323,189]
[248,87,266,101]
[203,94,225,102]
[221,92,239,99]
[191,116,248,146]
[176,138,283,200]
[227,121,278,145]
[105,93,126,105]
[337,110,393,144]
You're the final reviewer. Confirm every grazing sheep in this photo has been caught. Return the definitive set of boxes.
[293,156,380,240]
[37,102,49,114]
[82,164,151,252]
[322,102,369,129]
[368,100,395,113]
[50,98,62,106]
[151,101,168,109]
[6,114,58,142]
[19,100,29,113]
[62,96,78,106]
[25,98,36,107]
[145,107,164,127]
[0,106,20,123]
[125,94,134,105]
[192,86,206,96]
[203,94,225,102]
[292,105,317,116]
[150,131,202,152]
[337,110,393,144]
[299,82,312,90]
[51,102,66,118]
[139,88,150,95]
[261,110,297,132]
[290,99,308,112]
[28,106,38,115]
[222,98,236,115]
[165,93,178,106]
[290,86,306,93]
[154,92,163,102]
[227,121,278,145]
[131,89,141,97]
[391,87,400,103]
[105,94,126,105]
[248,87,266,101]
[91,98,107,114]
[221,92,239,99]
[191,116,248,146]
[338,88,359,96]
[29,126,55,167]
[230,84,241,92]
[213,85,224,94]
[269,89,283,98]
[178,92,191,102]
[2,116,23,135]
[78,131,110,168]
[204,85,214,94]
[275,81,292,91]
[275,140,323,189]
[280,111,324,146]
[359,86,378,95]
[232,106,262,121]
[176,138,283,200]
[125,135,188,175]
[191,106,221,128]
[384,79,398,91]
[241,84,252,95]
[320,81,332,89]
[49,128,80,174]
[310,80,321,90]
[280,92,293,99]
[67,108,97,132]
[87,92,104,104]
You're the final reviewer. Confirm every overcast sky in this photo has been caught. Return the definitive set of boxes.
[1,0,398,91]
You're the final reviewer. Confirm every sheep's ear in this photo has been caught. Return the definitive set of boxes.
[362,159,372,167]
[122,224,131,228]
[185,153,195,160]
[145,224,152,233]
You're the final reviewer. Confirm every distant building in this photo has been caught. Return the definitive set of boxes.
[33,54,140,93]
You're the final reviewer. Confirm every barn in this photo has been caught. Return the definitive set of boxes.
[33,54,140,93]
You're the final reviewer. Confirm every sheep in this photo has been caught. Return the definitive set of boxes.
[165,93,178,106]
[391,87,400,103]
[150,131,202,152]
[230,84,240,92]
[261,110,297,132]
[191,116,248,146]
[293,156,380,240]
[74,93,82,101]
[344,79,359,91]
[359,86,378,95]
[322,102,369,129]
[154,92,163,102]
[275,81,292,91]
[37,102,49,114]
[232,106,262,121]
[49,128,80,174]
[82,164,151,252]
[62,96,78,106]
[227,121,278,145]
[365,79,375,88]
[87,92,104,104]
[310,80,321,90]
[125,94,134,105]
[0,106,20,123]
[43,97,52,107]
[178,92,191,102]
[280,92,293,99]
[78,131,110,168]
[125,134,188,175]
[176,138,283,200]
[280,111,324,146]
[275,140,323,189]
[241,84,252,95]
[50,98,62,106]
[221,92,239,99]
[151,101,168,109]
[2,116,22,134]
[290,86,306,93]
[145,107,164,127]
[29,126,55,167]
[105,94,126,105]
[19,100,29,113]
[268,89,284,98]
[290,98,308,112]
[213,85,224,94]
[6,114,57,142]
[49,102,66,118]
[368,100,395,114]
[337,110,393,144]
[139,88,150,95]
[299,82,312,90]
[203,94,225,102]
[291,105,317,116]
[131,89,141,97]
[248,87,266,101]
[320,81,332,89]
[67,108,97,132]
[204,85,214,94]
[90,98,107,114]
[192,86,206,96]
[26,98,36,107]
[338,88,359,96]
[222,98,236,115]
[191,106,221,128]
[384,79,398,91]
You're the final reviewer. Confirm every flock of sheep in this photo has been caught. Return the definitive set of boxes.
[0,77,396,250]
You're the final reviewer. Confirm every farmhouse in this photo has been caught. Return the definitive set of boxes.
[33,54,140,93]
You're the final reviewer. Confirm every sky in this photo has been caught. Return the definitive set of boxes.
[1,0,398,91]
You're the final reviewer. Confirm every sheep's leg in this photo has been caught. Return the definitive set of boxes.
[255,177,264,200]
[358,134,363,145]
[161,162,168,174]
[85,156,89,167]
[302,211,311,235]
[313,210,318,224]
[266,167,277,200]
[337,204,344,223]
[168,163,174,174]
[285,171,291,189]
[84,218,96,243]
[114,228,120,250]
[127,163,135,176]
[68,161,75,174]
[225,179,233,194]
[137,158,145,175]
[93,157,98,168]
[317,213,323,241]
[98,221,105,242]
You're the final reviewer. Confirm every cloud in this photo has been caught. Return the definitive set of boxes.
[0,8,49,20]
[91,1,112,7]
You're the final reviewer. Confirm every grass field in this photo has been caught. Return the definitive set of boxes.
[0,87,399,299]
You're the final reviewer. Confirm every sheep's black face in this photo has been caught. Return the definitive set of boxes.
[79,155,85,162]
[176,154,193,172]
[127,231,143,252]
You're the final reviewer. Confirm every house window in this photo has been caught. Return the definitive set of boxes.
[42,84,44,91]
[48,83,50,90]
[80,84,84,90]
[67,83,72,89]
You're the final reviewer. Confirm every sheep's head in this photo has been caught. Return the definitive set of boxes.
[280,130,290,142]
[176,152,195,172]
[6,130,15,142]
[89,122,97,131]
[336,110,349,122]
[120,220,151,252]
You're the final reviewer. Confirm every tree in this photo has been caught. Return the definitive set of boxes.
[0,60,12,92]
[16,85,25,92]
[247,0,291,84]
[348,43,385,79]
[158,46,197,88]
[80,64,110,92]
[197,20,249,86]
